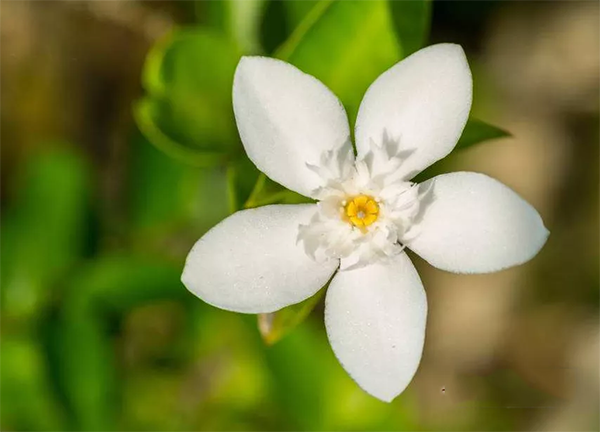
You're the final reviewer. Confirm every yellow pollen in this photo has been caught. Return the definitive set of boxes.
[344,195,379,229]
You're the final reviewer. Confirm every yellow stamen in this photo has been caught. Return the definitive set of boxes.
[344,195,379,230]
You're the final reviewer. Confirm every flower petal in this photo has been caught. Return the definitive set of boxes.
[408,172,549,273]
[325,252,427,402]
[355,44,472,179]
[233,56,352,198]
[182,204,339,313]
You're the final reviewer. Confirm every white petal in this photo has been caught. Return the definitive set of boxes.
[325,253,427,402]
[355,44,472,179]
[182,204,338,313]
[408,172,549,273]
[233,56,352,198]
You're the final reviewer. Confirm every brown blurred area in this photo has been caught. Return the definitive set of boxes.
[1,1,598,431]
[1,1,178,241]
[415,2,599,430]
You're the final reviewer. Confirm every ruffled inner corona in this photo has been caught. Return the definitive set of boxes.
[343,195,379,229]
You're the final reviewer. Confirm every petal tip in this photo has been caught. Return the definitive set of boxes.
[420,42,467,60]
[236,55,285,73]
[180,252,206,301]
[371,390,400,404]
[235,55,249,70]
[234,55,271,80]
[361,378,413,403]
[534,221,550,253]
[435,42,466,56]
[425,43,471,83]
[237,54,260,65]
[180,266,193,292]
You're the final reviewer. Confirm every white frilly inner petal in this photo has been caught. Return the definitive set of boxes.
[298,138,429,269]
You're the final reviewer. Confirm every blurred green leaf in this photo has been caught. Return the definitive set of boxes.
[51,255,184,431]
[180,311,273,425]
[456,118,511,150]
[1,336,68,431]
[135,29,242,166]
[193,167,234,229]
[66,255,185,312]
[283,0,320,31]
[258,0,320,54]
[258,289,326,345]
[53,304,114,432]
[129,131,230,244]
[265,325,333,430]
[129,132,194,232]
[259,0,290,54]
[279,0,401,124]
[133,98,227,167]
[226,157,261,211]
[201,0,267,54]
[1,148,90,320]
[389,0,431,56]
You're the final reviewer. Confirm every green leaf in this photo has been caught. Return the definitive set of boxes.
[414,118,511,183]
[278,0,401,124]
[256,0,320,55]
[244,174,313,209]
[283,0,320,32]
[389,0,431,56]
[258,289,325,345]
[135,29,242,166]
[133,98,228,167]
[1,148,90,321]
[226,157,261,212]
[455,118,511,150]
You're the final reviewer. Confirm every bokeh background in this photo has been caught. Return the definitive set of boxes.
[1,1,598,431]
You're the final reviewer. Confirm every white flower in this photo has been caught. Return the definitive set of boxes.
[182,44,549,402]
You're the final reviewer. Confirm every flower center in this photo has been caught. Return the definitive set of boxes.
[344,195,379,228]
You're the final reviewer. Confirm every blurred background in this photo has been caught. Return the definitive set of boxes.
[1,1,598,431]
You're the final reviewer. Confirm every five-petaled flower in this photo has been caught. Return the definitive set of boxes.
[182,44,549,402]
